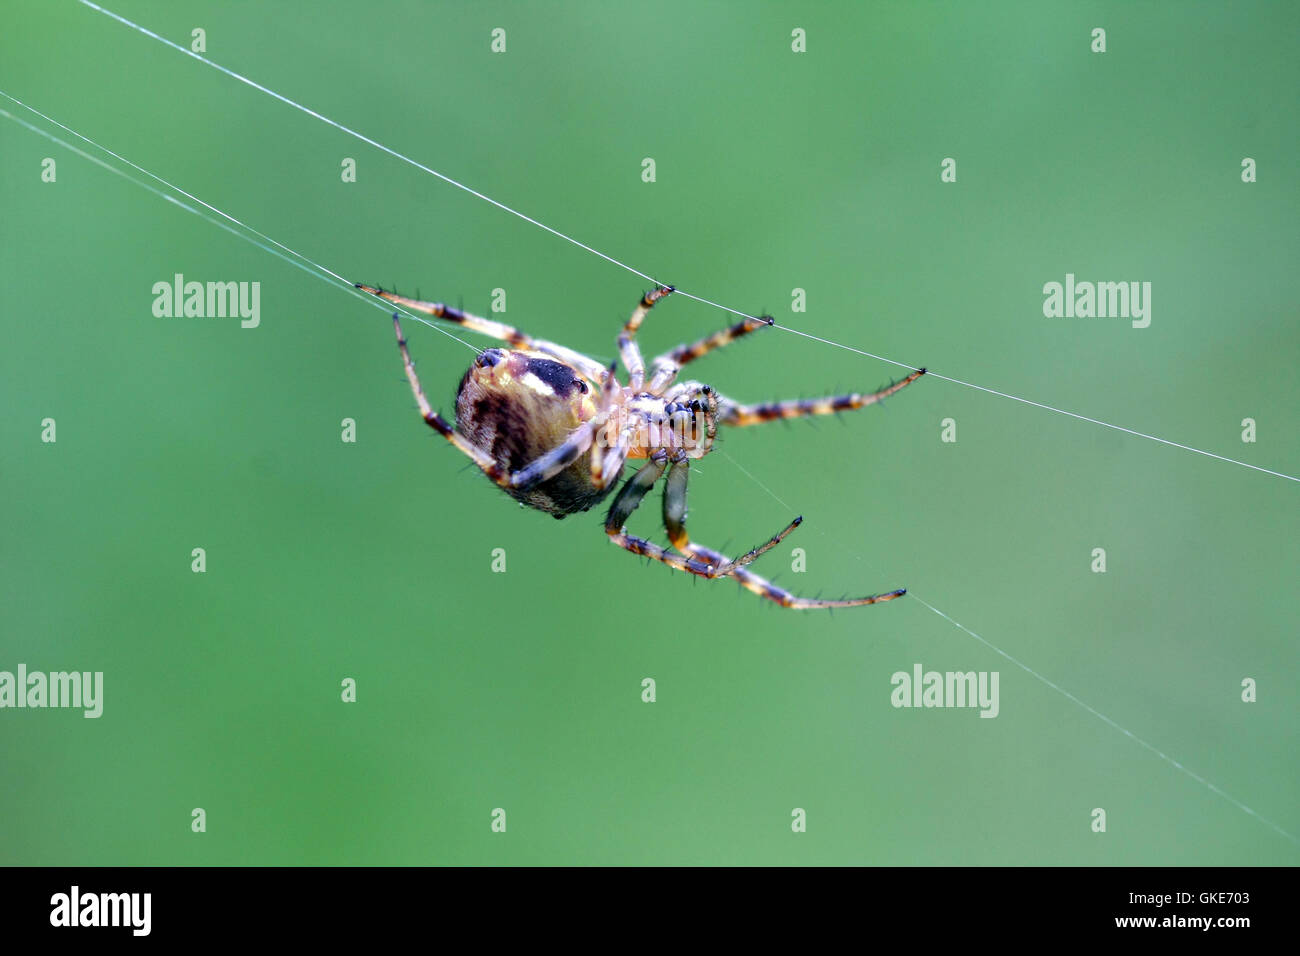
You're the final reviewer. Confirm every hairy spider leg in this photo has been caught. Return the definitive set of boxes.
[717,369,927,427]
[661,457,800,574]
[593,411,633,492]
[590,363,629,492]
[604,455,740,578]
[687,541,908,610]
[603,453,894,608]
[393,313,598,492]
[617,285,675,392]
[646,313,775,395]
[360,283,608,383]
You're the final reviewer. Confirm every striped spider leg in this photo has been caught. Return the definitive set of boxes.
[600,411,911,609]
[359,283,608,382]
[591,284,684,488]
[714,368,927,427]
[657,365,927,608]
[599,292,923,608]
[603,448,804,582]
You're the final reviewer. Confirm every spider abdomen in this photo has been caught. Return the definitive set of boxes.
[455,348,614,517]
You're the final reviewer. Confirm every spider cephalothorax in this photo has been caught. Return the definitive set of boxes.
[357,282,924,609]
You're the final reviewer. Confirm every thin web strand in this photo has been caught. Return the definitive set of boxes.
[776,324,1299,483]
[908,593,1299,846]
[716,449,796,512]
[76,0,1297,485]
[0,101,481,356]
[76,0,659,287]
[715,452,1296,846]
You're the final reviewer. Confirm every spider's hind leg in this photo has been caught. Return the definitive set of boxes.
[392,313,506,483]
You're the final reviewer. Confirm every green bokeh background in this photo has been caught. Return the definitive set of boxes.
[2,1,1296,865]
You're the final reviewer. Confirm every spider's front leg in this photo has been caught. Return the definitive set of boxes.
[646,313,775,395]
[617,285,674,392]
[716,368,927,426]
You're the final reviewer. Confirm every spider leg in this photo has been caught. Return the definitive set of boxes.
[508,424,597,489]
[604,455,721,577]
[618,285,674,392]
[360,284,608,382]
[581,363,628,491]
[393,314,506,480]
[605,453,903,608]
[717,369,926,427]
[646,313,775,395]
[603,449,904,608]
[688,541,908,610]
[602,454,797,579]
[393,313,595,492]
[661,458,799,573]
[592,416,632,492]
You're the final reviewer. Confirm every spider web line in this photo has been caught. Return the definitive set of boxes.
[715,449,795,512]
[0,97,483,357]
[907,593,1299,846]
[74,0,1298,486]
[772,326,1299,483]
[711,449,1298,846]
[75,0,660,289]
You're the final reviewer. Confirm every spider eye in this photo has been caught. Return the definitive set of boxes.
[576,380,589,394]
[476,349,505,369]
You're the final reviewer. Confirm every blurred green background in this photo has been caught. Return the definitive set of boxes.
[2,0,1296,865]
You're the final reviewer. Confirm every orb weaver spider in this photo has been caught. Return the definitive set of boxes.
[357,283,925,609]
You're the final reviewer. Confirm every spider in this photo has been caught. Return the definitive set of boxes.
[357,283,925,609]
